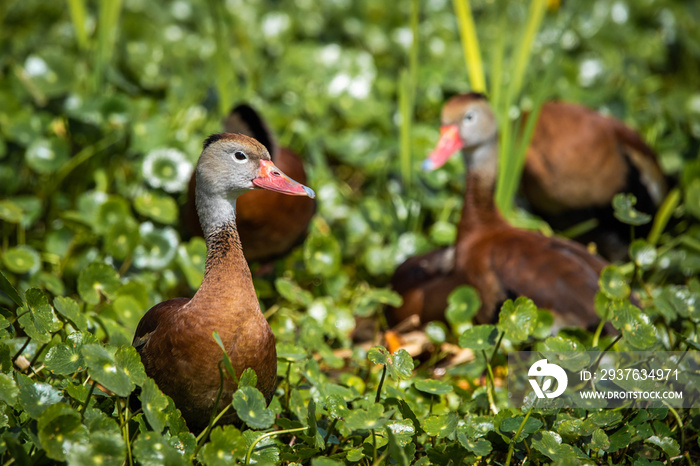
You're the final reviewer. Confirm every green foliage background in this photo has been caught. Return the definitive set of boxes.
[1,0,700,464]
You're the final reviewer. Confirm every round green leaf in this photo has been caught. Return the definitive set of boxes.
[445,286,481,335]
[424,321,447,344]
[610,301,657,349]
[612,193,652,226]
[139,379,171,433]
[304,231,342,277]
[629,239,657,270]
[2,245,41,274]
[95,195,132,235]
[134,432,188,466]
[37,403,87,461]
[19,288,62,344]
[531,431,578,461]
[25,138,70,174]
[0,200,23,223]
[78,263,121,305]
[0,373,18,406]
[53,296,88,332]
[81,344,144,397]
[105,217,140,260]
[414,379,452,396]
[176,237,207,289]
[344,403,386,431]
[429,221,457,245]
[134,191,178,224]
[497,297,538,343]
[423,412,458,438]
[133,223,179,270]
[458,324,498,350]
[196,425,247,466]
[16,372,62,419]
[367,346,413,380]
[599,265,631,300]
[232,386,275,430]
[457,433,492,456]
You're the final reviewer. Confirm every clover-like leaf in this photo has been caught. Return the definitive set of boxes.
[25,137,69,174]
[304,229,341,277]
[599,265,631,300]
[45,332,96,375]
[607,424,634,453]
[53,296,88,332]
[82,344,134,397]
[134,191,178,224]
[423,412,458,438]
[500,415,543,441]
[2,245,41,274]
[0,373,18,406]
[232,386,274,430]
[414,379,452,396]
[645,435,680,457]
[37,403,87,461]
[78,263,121,305]
[16,372,62,418]
[610,301,657,349]
[133,432,188,466]
[612,193,652,226]
[457,432,492,456]
[18,288,62,344]
[531,431,578,461]
[66,410,125,466]
[445,286,480,334]
[541,336,590,371]
[344,403,386,431]
[367,346,413,380]
[140,379,170,433]
[458,324,498,350]
[629,239,657,270]
[498,297,537,342]
[590,428,610,451]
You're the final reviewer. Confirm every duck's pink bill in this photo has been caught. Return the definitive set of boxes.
[422,125,464,171]
[253,159,315,198]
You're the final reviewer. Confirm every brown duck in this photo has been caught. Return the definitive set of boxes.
[390,93,609,331]
[185,104,316,262]
[134,133,315,431]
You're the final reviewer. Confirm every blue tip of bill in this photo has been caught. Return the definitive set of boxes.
[303,186,316,199]
[422,159,434,172]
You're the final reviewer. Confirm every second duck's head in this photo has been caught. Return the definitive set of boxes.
[423,93,497,171]
[196,133,315,201]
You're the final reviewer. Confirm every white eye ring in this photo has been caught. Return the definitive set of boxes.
[232,151,248,163]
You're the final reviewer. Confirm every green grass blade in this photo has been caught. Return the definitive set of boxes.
[94,0,123,90]
[452,0,486,92]
[399,69,412,188]
[67,0,89,50]
[505,0,547,103]
[648,187,681,245]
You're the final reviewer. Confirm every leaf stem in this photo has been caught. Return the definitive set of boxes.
[482,350,498,414]
[504,407,533,466]
[375,365,387,403]
[195,363,228,450]
[244,426,308,466]
[80,380,96,419]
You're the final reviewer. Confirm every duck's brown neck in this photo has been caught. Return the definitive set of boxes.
[191,218,257,309]
[457,141,505,235]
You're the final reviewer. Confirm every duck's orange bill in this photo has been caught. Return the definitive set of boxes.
[422,124,463,171]
[253,159,316,198]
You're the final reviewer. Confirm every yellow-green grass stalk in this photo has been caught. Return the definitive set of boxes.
[206,0,237,116]
[494,0,548,215]
[93,0,123,91]
[67,0,89,51]
[452,0,486,93]
[399,0,420,189]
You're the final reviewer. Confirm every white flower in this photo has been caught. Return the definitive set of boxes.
[142,148,193,193]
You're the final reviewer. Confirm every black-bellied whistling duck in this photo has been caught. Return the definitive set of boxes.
[389,93,609,331]
[185,104,315,262]
[525,102,666,259]
[134,133,315,431]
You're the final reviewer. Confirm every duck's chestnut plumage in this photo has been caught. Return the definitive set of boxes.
[185,104,315,262]
[134,134,315,432]
[389,93,610,331]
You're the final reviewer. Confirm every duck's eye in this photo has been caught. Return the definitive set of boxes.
[233,151,248,163]
[464,111,476,122]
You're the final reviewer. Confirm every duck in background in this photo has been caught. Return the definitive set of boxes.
[520,101,667,260]
[134,133,315,432]
[389,93,610,332]
[185,104,316,263]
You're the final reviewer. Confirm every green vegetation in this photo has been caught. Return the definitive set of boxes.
[1,0,700,464]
